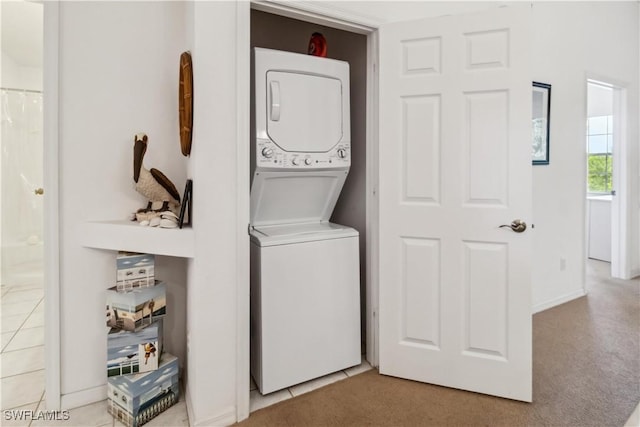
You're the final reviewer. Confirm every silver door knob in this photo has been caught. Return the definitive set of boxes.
[500,219,526,233]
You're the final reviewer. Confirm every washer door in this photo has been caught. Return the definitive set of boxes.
[266,71,343,153]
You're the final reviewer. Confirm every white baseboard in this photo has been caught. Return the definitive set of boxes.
[185,386,236,427]
[629,267,640,279]
[533,288,587,314]
[60,384,107,410]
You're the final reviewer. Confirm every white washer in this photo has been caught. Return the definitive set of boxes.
[250,48,361,394]
[250,223,360,394]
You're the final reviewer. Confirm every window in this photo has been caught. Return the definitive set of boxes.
[587,115,613,193]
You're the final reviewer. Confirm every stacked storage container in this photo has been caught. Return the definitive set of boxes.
[106,252,179,427]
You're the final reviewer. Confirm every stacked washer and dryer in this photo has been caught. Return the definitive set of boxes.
[249,48,361,394]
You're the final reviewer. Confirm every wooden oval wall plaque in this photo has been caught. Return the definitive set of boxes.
[179,51,193,156]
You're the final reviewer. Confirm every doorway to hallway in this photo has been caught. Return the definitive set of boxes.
[585,78,628,279]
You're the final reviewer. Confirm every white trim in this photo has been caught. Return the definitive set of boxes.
[610,84,627,276]
[532,289,587,314]
[611,84,630,279]
[252,0,381,33]
[43,0,61,412]
[585,73,632,280]
[60,385,107,411]
[235,0,251,423]
[365,31,380,368]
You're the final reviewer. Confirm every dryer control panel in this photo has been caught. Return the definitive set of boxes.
[256,139,350,169]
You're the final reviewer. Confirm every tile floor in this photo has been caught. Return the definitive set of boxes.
[1,282,46,417]
[1,264,637,427]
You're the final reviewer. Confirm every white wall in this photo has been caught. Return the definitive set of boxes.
[54,2,243,424]
[185,2,244,425]
[530,2,639,310]
[53,1,639,424]
[57,0,189,406]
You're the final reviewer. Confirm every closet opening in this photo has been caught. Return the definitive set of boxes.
[246,5,376,412]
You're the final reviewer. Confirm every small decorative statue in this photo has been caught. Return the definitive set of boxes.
[308,32,327,57]
[132,133,181,228]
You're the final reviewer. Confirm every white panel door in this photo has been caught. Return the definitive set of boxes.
[378,5,533,401]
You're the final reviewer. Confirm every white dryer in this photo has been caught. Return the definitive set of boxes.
[250,48,361,394]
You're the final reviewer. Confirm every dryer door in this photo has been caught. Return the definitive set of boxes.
[266,71,343,153]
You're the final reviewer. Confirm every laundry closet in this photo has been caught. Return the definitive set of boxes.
[249,8,370,396]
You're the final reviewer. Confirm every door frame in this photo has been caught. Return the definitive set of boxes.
[584,73,631,279]
[43,1,61,411]
[235,1,380,421]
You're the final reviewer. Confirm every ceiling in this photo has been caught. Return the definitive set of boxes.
[1,0,43,68]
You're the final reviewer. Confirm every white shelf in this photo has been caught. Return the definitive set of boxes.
[82,220,195,258]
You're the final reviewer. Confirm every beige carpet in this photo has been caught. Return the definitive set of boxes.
[239,261,639,426]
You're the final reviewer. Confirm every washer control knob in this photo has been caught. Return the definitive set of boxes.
[305,158,312,166]
[337,148,347,159]
[262,147,274,158]
[291,158,299,166]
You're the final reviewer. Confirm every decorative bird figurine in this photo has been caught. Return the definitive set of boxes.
[308,32,327,57]
[133,133,181,216]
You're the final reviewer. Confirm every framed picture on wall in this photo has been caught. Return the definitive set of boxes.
[532,82,551,165]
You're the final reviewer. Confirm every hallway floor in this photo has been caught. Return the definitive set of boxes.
[1,260,637,426]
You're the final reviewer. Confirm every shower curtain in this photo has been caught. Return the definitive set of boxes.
[1,88,44,284]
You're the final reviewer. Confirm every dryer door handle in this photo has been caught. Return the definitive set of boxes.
[270,81,281,121]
